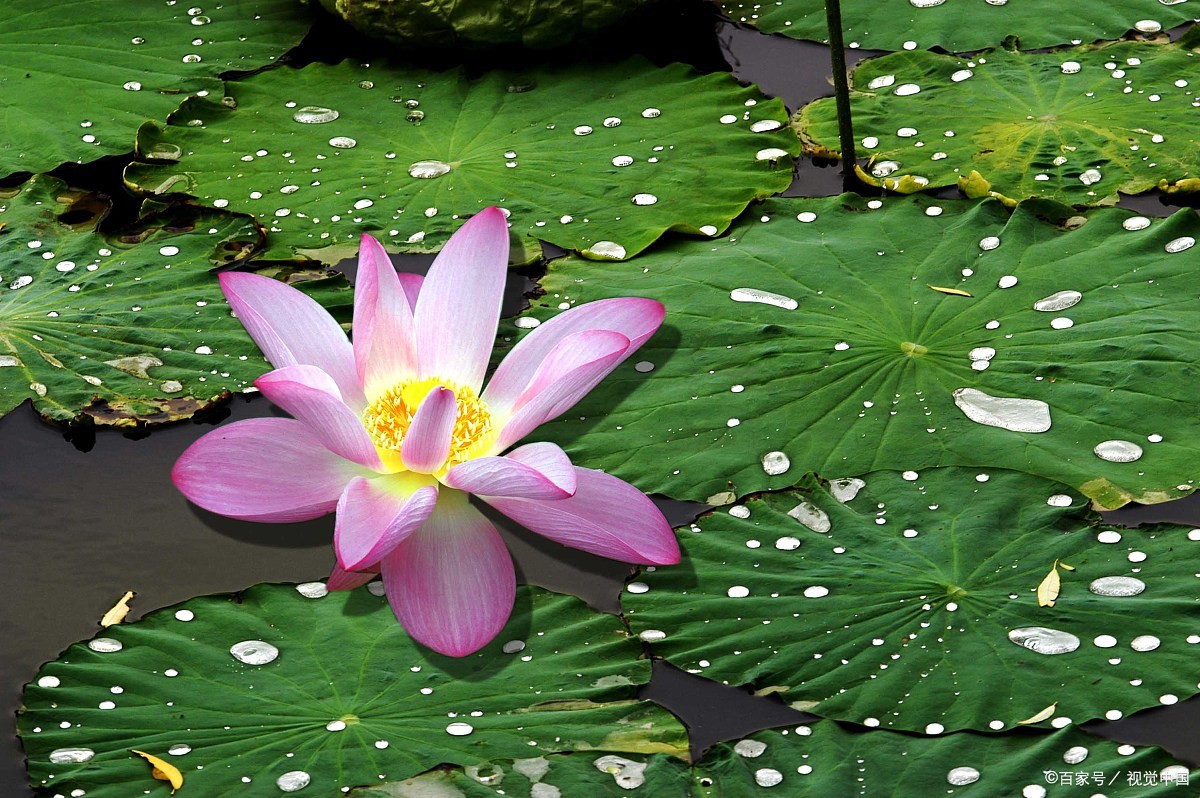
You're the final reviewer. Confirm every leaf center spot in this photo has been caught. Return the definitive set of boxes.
[900,341,928,357]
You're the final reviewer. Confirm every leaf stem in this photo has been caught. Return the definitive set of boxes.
[823,0,859,192]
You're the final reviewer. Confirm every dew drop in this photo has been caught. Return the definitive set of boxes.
[734,739,767,758]
[328,136,357,149]
[49,748,95,764]
[446,722,474,736]
[951,69,973,82]
[1060,61,1082,74]
[979,236,1001,251]
[727,585,750,598]
[594,755,647,788]
[1122,216,1151,231]
[642,108,661,118]
[829,477,866,503]
[755,148,790,161]
[168,745,192,756]
[1046,494,1073,507]
[631,193,658,206]
[639,629,667,642]
[573,125,593,136]
[754,768,784,787]
[612,155,634,167]
[750,119,783,133]
[584,241,626,260]
[502,640,526,654]
[1093,634,1118,648]
[867,74,896,90]
[803,585,830,599]
[894,84,921,96]
[37,676,60,688]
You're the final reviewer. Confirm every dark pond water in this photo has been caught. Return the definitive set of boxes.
[3,4,1199,795]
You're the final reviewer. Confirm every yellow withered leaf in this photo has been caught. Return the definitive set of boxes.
[1037,560,1073,607]
[100,591,135,627]
[927,284,973,297]
[132,750,183,794]
[1017,702,1058,725]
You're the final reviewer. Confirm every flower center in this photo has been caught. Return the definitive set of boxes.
[361,377,495,472]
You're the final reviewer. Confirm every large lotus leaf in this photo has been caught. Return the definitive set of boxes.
[719,0,1198,54]
[694,724,1195,796]
[515,195,1200,508]
[797,40,1200,206]
[624,468,1200,733]
[0,0,313,178]
[0,175,349,425]
[348,751,692,796]
[317,0,652,49]
[19,584,686,798]
[123,59,797,261]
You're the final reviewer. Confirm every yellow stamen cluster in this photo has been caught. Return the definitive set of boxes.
[361,377,495,472]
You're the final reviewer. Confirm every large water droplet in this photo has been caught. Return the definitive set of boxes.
[829,477,866,503]
[729,287,798,310]
[755,148,790,161]
[953,388,1051,433]
[713,738,757,763]
[867,74,896,90]
[760,451,790,476]
[1130,635,1160,651]
[88,637,123,653]
[276,771,311,792]
[1165,236,1195,254]
[328,136,357,149]
[584,241,626,260]
[1007,627,1081,655]
[1088,576,1146,597]
[1033,290,1082,312]
[631,193,658,206]
[754,768,784,787]
[946,767,980,785]
[750,119,783,133]
[168,744,192,756]
[787,501,830,533]
[1062,746,1089,764]
[594,755,647,788]
[295,582,327,599]
[49,748,95,764]
[292,106,339,124]
[408,160,451,179]
[1093,440,1143,463]
[230,640,279,665]
[446,722,474,736]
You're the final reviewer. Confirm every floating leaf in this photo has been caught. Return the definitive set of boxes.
[20,584,685,797]
[0,175,349,425]
[348,751,692,797]
[695,724,1194,795]
[0,0,313,177]
[623,468,1200,732]
[131,750,183,794]
[1038,562,1063,607]
[515,196,1200,508]
[99,592,135,628]
[718,0,1195,54]
[124,59,797,261]
[797,40,1200,206]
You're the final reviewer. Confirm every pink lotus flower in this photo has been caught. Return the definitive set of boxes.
[173,208,678,656]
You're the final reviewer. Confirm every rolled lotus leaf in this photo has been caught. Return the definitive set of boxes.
[317,0,653,48]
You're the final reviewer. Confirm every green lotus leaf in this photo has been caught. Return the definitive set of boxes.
[19,584,686,797]
[694,724,1195,796]
[348,751,692,796]
[625,468,1200,733]
[317,0,652,49]
[797,40,1200,206]
[0,0,313,178]
[719,0,1196,53]
[123,59,797,261]
[514,195,1200,508]
[0,175,350,425]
